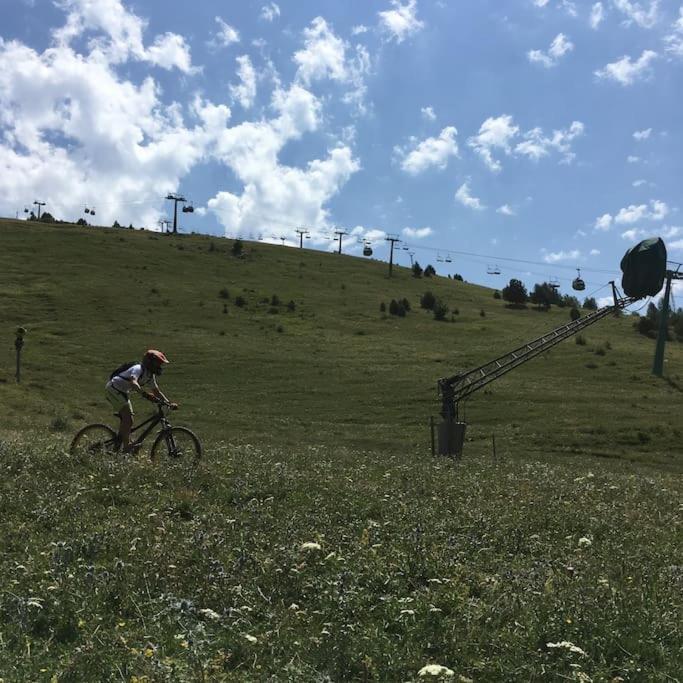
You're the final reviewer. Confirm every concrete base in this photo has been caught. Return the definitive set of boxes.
[437,421,467,457]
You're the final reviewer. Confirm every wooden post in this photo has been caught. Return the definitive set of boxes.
[492,433,497,462]
[430,416,435,456]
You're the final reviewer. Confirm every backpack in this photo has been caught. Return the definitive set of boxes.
[109,361,138,381]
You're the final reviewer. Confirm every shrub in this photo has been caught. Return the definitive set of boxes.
[402,298,411,312]
[480,309,486,317]
[502,278,528,306]
[276,325,284,333]
[287,300,296,312]
[40,212,56,223]
[380,302,386,313]
[493,290,501,299]
[433,300,449,321]
[583,296,598,310]
[76,218,88,226]
[412,262,423,278]
[219,288,230,299]
[268,307,279,315]
[595,346,606,356]
[576,334,587,346]
[235,295,247,308]
[420,291,436,310]
[453,308,459,315]
[454,274,464,282]
[570,307,581,321]
[232,239,244,257]
[389,299,406,317]
[50,416,69,432]
[223,304,228,314]
[271,294,281,306]
[112,220,121,228]
[636,316,656,337]
[424,264,436,278]
[209,242,217,252]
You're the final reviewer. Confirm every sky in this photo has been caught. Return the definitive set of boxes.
[1,0,682,301]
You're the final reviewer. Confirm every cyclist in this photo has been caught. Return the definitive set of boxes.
[105,349,177,453]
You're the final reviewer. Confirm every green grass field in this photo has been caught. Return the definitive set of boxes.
[1,219,681,681]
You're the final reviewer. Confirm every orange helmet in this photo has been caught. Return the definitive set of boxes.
[143,349,169,369]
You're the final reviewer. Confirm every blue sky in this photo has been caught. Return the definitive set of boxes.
[1,0,682,298]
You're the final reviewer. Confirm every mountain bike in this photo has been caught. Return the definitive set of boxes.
[69,402,202,463]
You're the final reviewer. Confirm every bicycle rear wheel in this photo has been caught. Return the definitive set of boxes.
[70,423,118,457]
[150,427,202,464]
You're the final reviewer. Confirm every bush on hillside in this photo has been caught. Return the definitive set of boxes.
[570,307,581,321]
[433,300,449,321]
[502,278,528,307]
[232,239,244,257]
[401,298,411,312]
[576,334,587,346]
[234,295,247,308]
[389,299,407,317]
[40,212,56,223]
[583,297,598,310]
[287,300,296,312]
[636,315,657,338]
[424,264,436,278]
[380,302,386,313]
[271,294,281,306]
[219,288,230,299]
[412,262,423,278]
[420,291,436,310]
[76,218,88,226]
[454,274,464,282]
[480,309,486,317]
[493,290,501,299]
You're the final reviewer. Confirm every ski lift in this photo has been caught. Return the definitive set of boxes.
[402,245,409,251]
[84,206,90,214]
[487,264,501,275]
[437,253,444,263]
[363,243,373,257]
[572,268,586,291]
[549,277,560,290]
[444,255,452,263]
[23,207,29,213]
[182,200,194,213]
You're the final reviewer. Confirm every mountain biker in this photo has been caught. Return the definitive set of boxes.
[105,349,177,453]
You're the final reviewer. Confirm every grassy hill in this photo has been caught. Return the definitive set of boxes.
[1,218,682,680]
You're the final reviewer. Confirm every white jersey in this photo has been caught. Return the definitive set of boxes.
[108,363,157,395]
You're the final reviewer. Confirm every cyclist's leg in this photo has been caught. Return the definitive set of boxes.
[105,386,133,451]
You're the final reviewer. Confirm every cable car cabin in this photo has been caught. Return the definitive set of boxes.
[182,205,194,213]
[487,265,501,275]
[572,268,585,291]
[363,246,373,256]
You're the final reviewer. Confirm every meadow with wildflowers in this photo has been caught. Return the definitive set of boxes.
[1,219,682,680]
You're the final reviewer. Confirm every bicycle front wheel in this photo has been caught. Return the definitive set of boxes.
[150,427,202,464]
[70,423,118,457]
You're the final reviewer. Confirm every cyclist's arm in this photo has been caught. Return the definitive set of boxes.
[150,377,175,407]
[129,378,157,402]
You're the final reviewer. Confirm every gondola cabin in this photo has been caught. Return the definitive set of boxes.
[572,269,585,291]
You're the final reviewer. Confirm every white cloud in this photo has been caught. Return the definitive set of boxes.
[402,226,433,238]
[467,114,519,172]
[590,248,601,255]
[615,199,668,223]
[662,225,681,238]
[543,249,581,263]
[632,179,647,186]
[213,17,240,48]
[260,3,281,22]
[612,0,660,29]
[52,0,194,72]
[590,3,606,28]
[627,155,641,163]
[230,55,257,109]
[455,182,485,210]
[528,33,574,67]
[378,0,425,43]
[497,204,516,216]
[293,18,371,112]
[533,0,550,7]
[352,25,369,35]
[594,213,613,230]
[664,8,683,57]
[670,238,683,250]
[421,106,436,121]
[621,228,646,241]
[595,50,657,85]
[398,126,459,174]
[633,127,652,140]
[561,1,578,17]
[515,121,584,163]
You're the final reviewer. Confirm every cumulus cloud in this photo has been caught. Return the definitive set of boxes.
[260,3,280,22]
[212,17,240,48]
[378,0,425,43]
[595,50,657,85]
[468,115,584,171]
[590,248,601,255]
[230,55,257,109]
[627,155,641,163]
[403,226,433,238]
[515,121,584,163]
[590,2,606,28]
[612,0,660,29]
[594,213,613,230]
[421,106,436,121]
[528,33,574,67]
[664,8,683,57]
[615,199,668,223]
[497,204,516,215]
[543,249,581,263]
[398,127,459,174]
[632,179,647,186]
[633,127,652,140]
[467,115,519,172]
[53,0,195,72]
[533,0,550,7]
[455,182,485,210]
[621,228,646,241]
[293,18,371,112]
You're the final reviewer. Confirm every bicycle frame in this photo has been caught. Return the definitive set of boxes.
[129,405,171,445]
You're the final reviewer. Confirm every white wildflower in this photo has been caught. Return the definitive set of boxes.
[243,634,258,643]
[198,608,221,621]
[418,663,455,677]
[299,542,322,552]
[578,537,592,548]
[547,641,587,656]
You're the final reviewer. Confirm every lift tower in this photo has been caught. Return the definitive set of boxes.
[165,193,187,234]
[652,264,683,376]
